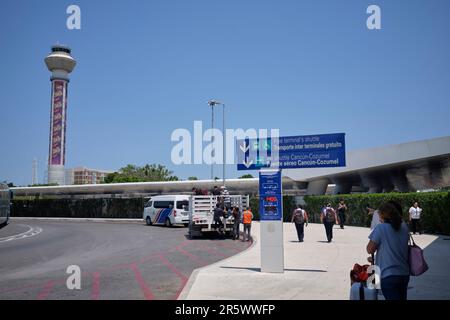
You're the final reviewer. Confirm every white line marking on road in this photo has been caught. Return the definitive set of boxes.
[0,225,43,243]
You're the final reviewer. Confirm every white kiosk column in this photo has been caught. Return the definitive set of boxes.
[259,169,284,273]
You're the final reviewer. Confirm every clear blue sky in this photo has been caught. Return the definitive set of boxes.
[1,0,450,186]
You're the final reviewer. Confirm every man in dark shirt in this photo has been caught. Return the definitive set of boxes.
[337,200,347,229]
[213,203,224,234]
[232,207,241,240]
[212,186,221,196]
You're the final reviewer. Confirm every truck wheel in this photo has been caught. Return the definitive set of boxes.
[145,216,152,226]
[184,223,189,227]
[165,218,172,228]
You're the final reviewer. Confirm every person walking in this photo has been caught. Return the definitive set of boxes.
[232,206,241,240]
[320,203,338,242]
[213,203,224,235]
[337,200,348,229]
[242,207,253,242]
[366,200,410,300]
[409,202,423,235]
[291,205,308,242]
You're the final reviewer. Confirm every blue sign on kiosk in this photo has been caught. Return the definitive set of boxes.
[236,133,346,171]
[259,170,283,221]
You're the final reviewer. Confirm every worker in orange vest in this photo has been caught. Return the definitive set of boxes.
[242,207,253,242]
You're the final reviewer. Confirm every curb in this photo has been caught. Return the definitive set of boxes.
[177,222,259,300]
[10,217,143,224]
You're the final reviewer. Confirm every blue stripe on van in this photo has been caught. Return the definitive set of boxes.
[157,208,172,224]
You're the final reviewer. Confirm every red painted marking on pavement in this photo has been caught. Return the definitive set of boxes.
[129,263,154,300]
[175,245,209,266]
[37,280,54,300]
[91,272,101,300]
[197,243,228,258]
[156,254,188,299]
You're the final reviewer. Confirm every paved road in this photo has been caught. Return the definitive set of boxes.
[0,220,251,300]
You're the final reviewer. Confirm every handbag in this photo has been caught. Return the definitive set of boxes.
[408,235,429,276]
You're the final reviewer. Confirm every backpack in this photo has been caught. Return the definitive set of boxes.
[325,208,335,223]
[293,209,305,224]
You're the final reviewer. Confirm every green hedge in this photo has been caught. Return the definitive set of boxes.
[12,198,145,219]
[303,192,450,235]
[12,196,295,221]
[13,192,449,234]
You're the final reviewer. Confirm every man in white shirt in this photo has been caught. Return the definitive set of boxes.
[409,202,423,235]
[220,186,231,208]
[367,205,380,230]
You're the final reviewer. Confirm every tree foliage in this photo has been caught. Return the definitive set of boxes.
[1,181,16,187]
[104,164,179,183]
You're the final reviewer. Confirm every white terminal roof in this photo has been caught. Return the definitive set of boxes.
[12,135,450,196]
[284,135,450,182]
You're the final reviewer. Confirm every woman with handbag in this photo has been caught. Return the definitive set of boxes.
[366,201,410,300]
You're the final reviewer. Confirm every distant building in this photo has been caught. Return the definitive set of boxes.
[65,167,113,185]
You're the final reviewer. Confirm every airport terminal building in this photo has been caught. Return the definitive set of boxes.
[12,136,450,198]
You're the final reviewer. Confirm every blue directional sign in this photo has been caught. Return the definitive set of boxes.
[259,170,283,221]
[236,133,346,170]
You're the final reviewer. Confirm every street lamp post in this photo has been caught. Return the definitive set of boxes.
[207,100,226,187]
[209,102,215,181]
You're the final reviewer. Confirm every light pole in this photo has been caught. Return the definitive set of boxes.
[207,100,226,187]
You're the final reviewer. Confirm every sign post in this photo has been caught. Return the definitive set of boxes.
[236,133,346,274]
[259,169,284,273]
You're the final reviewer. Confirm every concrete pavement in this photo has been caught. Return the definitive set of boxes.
[180,222,450,300]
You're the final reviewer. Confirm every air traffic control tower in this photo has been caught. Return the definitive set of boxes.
[44,45,76,185]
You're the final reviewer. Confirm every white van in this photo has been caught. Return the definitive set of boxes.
[143,195,190,227]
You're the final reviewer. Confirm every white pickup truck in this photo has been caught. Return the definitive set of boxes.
[188,195,250,238]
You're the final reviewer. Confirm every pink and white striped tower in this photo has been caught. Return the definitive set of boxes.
[44,45,76,185]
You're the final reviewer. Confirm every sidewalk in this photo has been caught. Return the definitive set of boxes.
[179,222,450,300]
